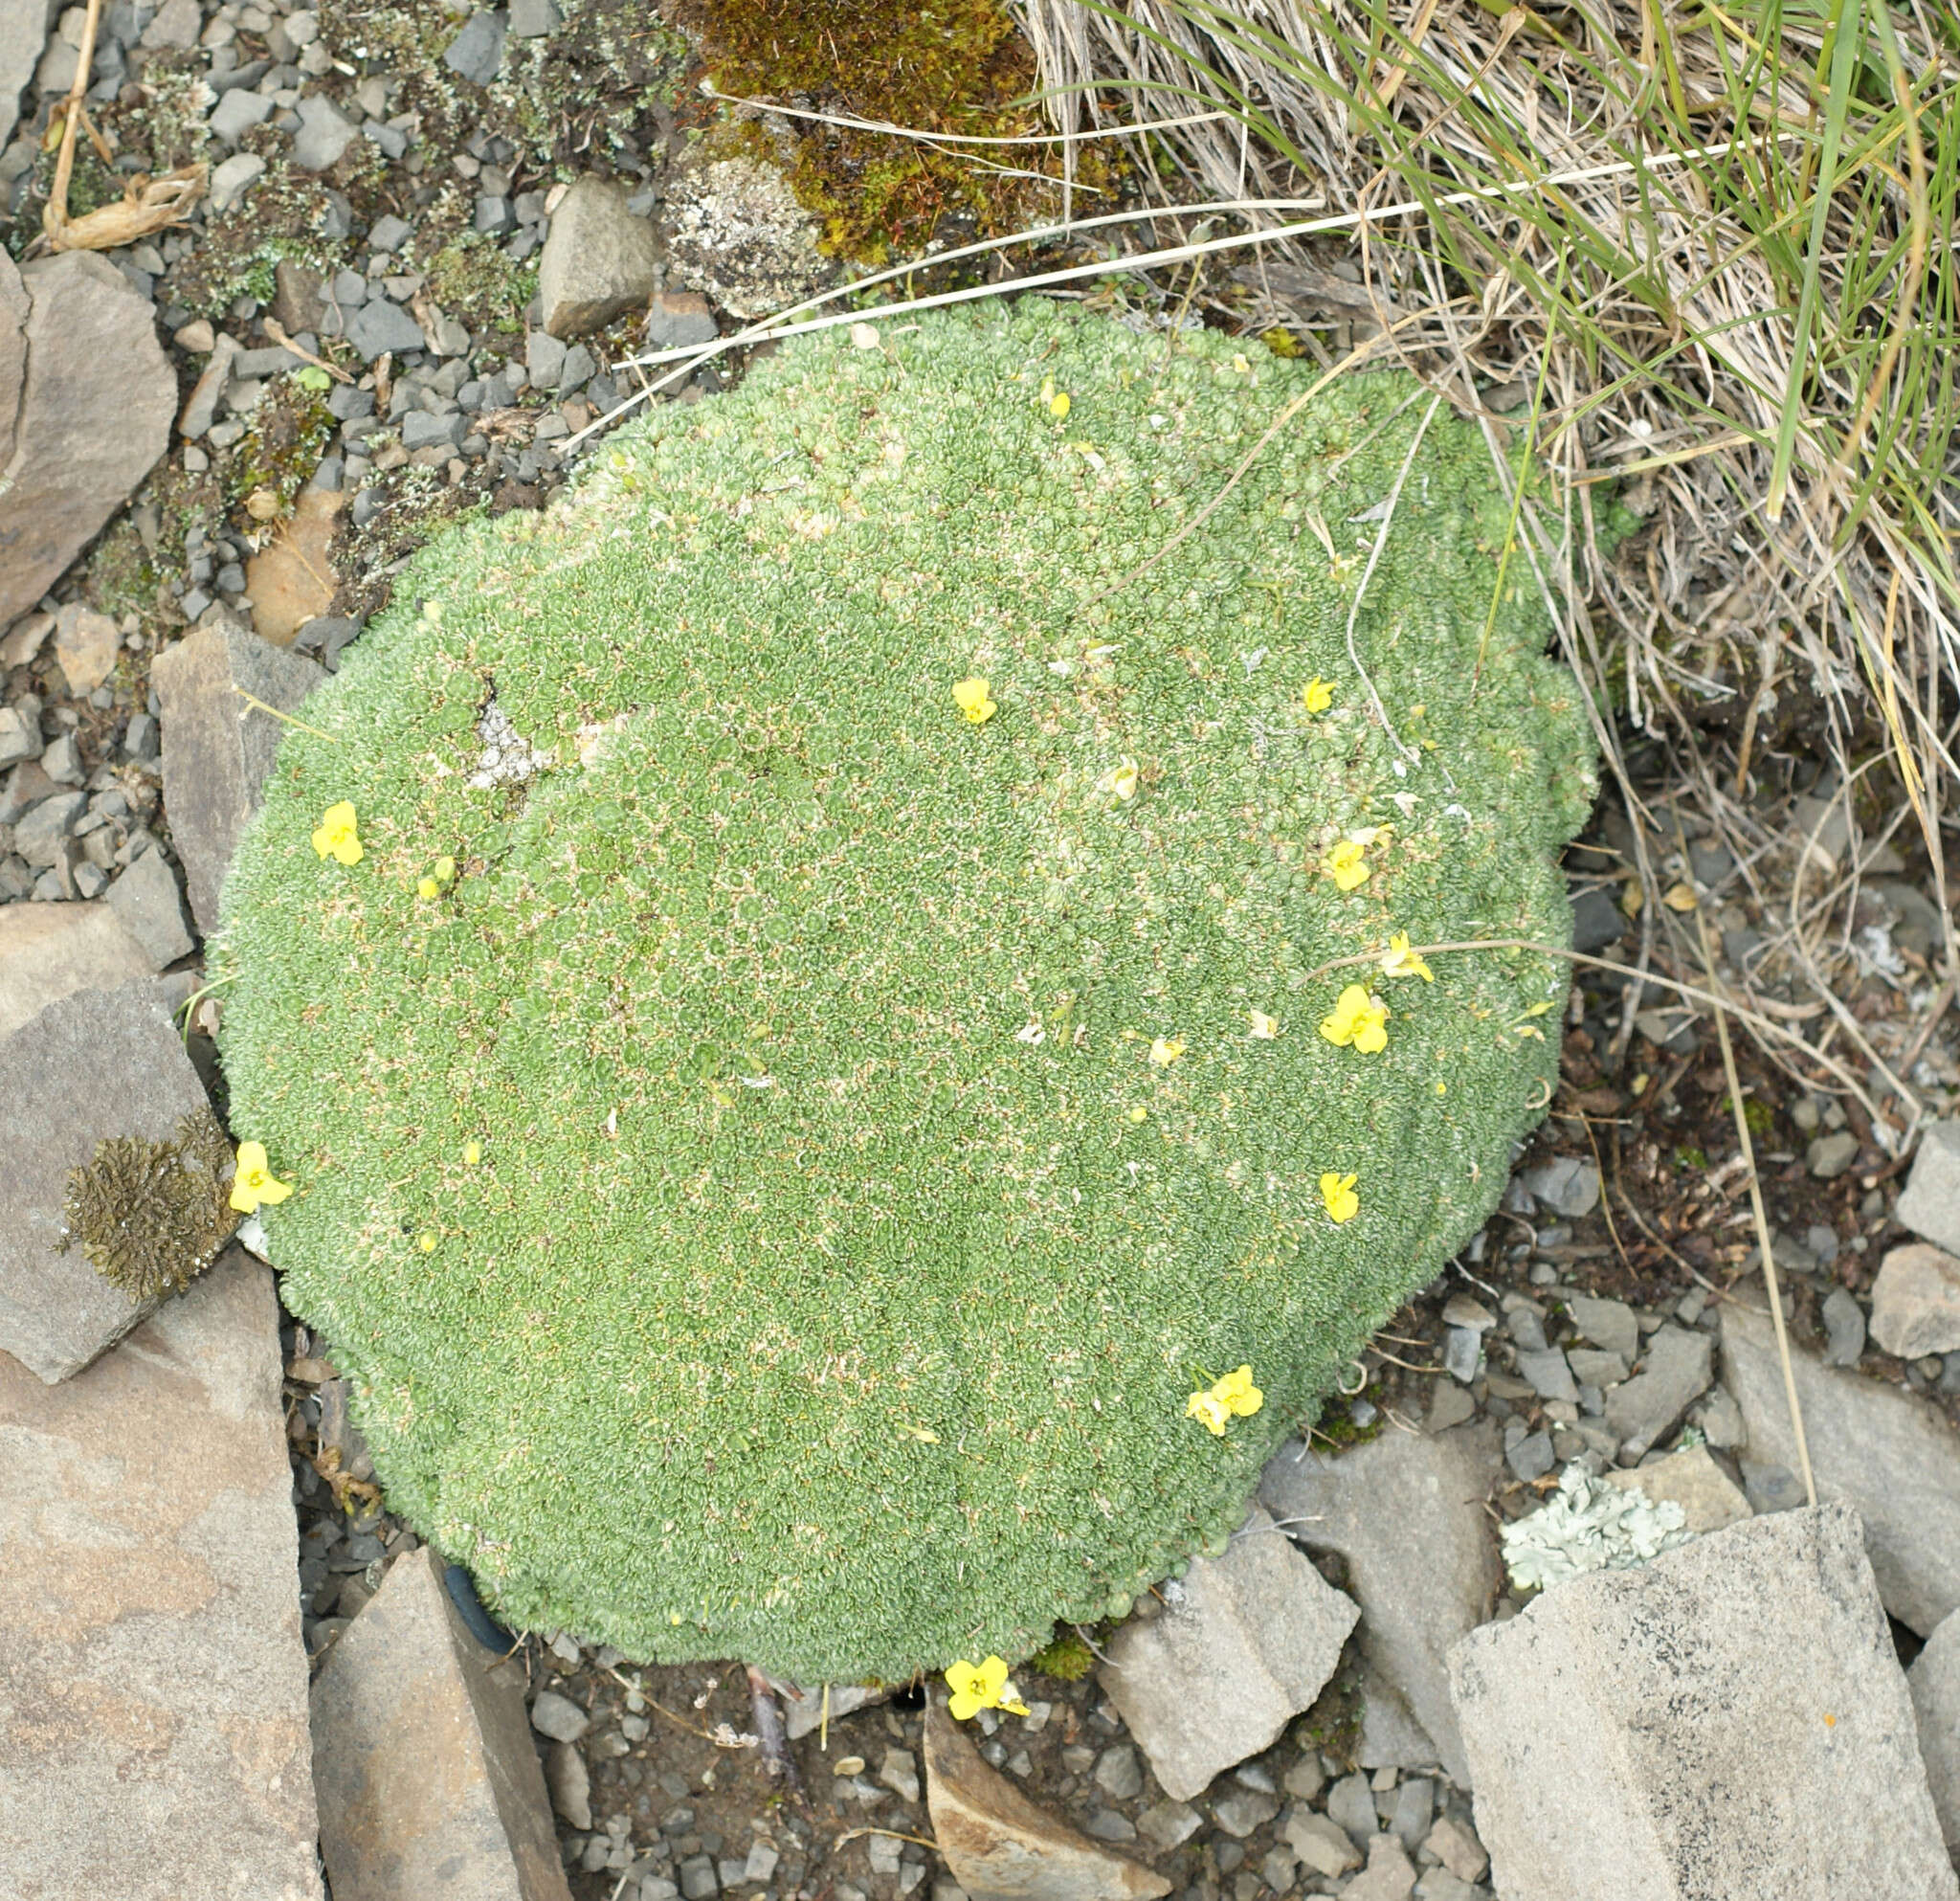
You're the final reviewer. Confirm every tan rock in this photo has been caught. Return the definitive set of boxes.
[1603,1443,1751,1535]
[1871,1243,1960,1359]
[54,599,121,693]
[0,606,50,668]
[0,1250,323,1897]
[311,1545,573,1901]
[246,488,344,646]
[1284,1811,1361,1878]
[1342,1836,1416,1901]
[1422,1815,1488,1884]
[0,899,151,1040]
[924,1697,1170,1901]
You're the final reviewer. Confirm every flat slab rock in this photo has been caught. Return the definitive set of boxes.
[925,1696,1170,1901]
[1451,1503,1959,1900]
[150,619,324,932]
[0,897,153,1040]
[311,1544,572,1901]
[1721,1302,1960,1635]
[1097,1505,1358,1802]
[0,978,213,1381]
[0,1249,322,1899]
[1909,1609,1960,1860]
[1258,1420,1503,1787]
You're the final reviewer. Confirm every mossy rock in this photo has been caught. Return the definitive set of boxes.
[215,304,1593,1682]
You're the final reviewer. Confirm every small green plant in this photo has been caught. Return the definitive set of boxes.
[59,1108,238,1300]
[217,304,1594,1683]
[1027,1629,1096,1681]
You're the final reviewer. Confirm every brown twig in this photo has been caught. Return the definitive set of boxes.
[745,1665,809,1814]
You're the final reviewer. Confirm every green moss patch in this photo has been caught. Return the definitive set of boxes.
[216,304,1592,1682]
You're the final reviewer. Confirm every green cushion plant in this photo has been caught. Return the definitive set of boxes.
[216,303,1594,1683]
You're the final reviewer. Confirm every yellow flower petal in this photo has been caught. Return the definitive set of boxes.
[1248,1010,1280,1040]
[417,876,439,900]
[1147,1037,1185,1068]
[464,1140,482,1165]
[311,800,363,866]
[1302,676,1333,714]
[1320,1172,1360,1224]
[1382,932,1434,981]
[953,677,997,725]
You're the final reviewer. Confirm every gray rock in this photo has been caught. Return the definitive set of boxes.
[13,786,82,863]
[1505,1303,1548,1353]
[179,331,241,439]
[1519,1154,1601,1218]
[1809,1129,1860,1179]
[507,0,558,35]
[880,1747,922,1803]
[1135,1801,1200,1850]
[1567,1294,1638,1357]
[1722,1303,1960,1634]
[538,177,657,339]
[290,92,356,170]
[402,409,466,451]
[1603,1325,1712,1462]
[1442,1325,1481,1384]
[1343,1835,1417,1901]
[150,620,323,933]
[1422,1817,1487,1885]
[1908,1609,1960,1859]
[313,1545,573,1900]
[1451,1505,1959,1900]
[38,729,81,784]
[1870,1243,1960,1359]
[0,899,151,1040]
[1602,1443,1751,1534]
[0,979,218,1380]
[1284,1810,1361,1878]
[210,150,266,211]
[1900,1122,1960,1256]
[0,0,50,151]
[1355,1660,1440,1770]
[368,212,413,254]
[442,8,505,83]
[1083,1810,1135,1844]
[924,1698,1170,1901]
[1325,1772,1378,1846]
[0,1250,323,1894]
[1568,1347,1628,1387]
[209,84,272,143]
[1210,1790,1279,1838]
[1821,1286,1867,1366]
[772,1679,888,1741]
[1740,1459,1808,1514]
[525,327,567,389]
[140,0,199,48]
[1505,1429,1554,1482]
[345,296,427,361]
[529,1689,590,1743]
[0,704,39,767]
[1515,1347,1577,1403]
[1260,1423,1499,1788]
[1389,1778,1433,1850]
[103,849,194,969]
[679,1856,718,1900]
[645,288,719,349]
[0,252,174,626]
[546,1738,592,1829]
[1097,1506,1357,1802]
[1093,1746,1142,1800]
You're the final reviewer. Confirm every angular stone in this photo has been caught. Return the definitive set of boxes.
[1722,1303,1960,1634]
[1519,1154,1600,1218]
[103,850,195,969]
[0,898,150,1040]
[538,177,657,339]
[1356,1660,1440,1771]
[345,297,427,362]
[53,598,119,694]
[545,1737,590,1828]
[1603,1443,1750,1535]
[1566,1294,1639,1358]
[1899,1122,1960,1257]
[1343,1836,1416,1901]
[0,979,214,1380]
[151,620,324,932]
[1097,1506,1357,1802]
[1870,1243,1960,1359]
[0,0,48,152]
[0,253,174,626]
[1421,1817,1487,1885]
[1450,1506,1958,1900]
[290,92,355,170]
[1258,1422,1502,1788]
[442,8,505,83]
[1908,1609,1960,1859]
[1284,1811,1361,1878]
[645,288,719,350]
[1514,1347,1577,1403]
[924,1697,1170,1901]
[312,1544,573,1900]
[1603,1325,1712,1462]
[1821,1286,1866,1367]
[0,1250,322,1895]
[772,1678,888,1741]
[529,1688,589,1742]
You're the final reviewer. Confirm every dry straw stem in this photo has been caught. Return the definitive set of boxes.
[1013,0,1960,1108]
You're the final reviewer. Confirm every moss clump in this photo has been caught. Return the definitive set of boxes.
[698,0,1099,261]
[216,303,1593,1683]
[1028,1629,1096,1681]
[423,231,538,347]
[60,1108,238,1300]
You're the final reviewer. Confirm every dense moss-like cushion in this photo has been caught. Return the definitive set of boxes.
[216,304,1593,1682]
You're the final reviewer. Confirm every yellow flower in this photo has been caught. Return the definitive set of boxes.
[1320,985,1388,1054]
[1127,1105,1148,1123]
[417,876,439,900]
[1381,932,1434,981]
[1039,376,1070,420]
[1101,756,1139,801]
[464,1140,482,1165]
[229,1141,292,1215]
[311,801,363,866]
[1188,1365,1263,1435]
[1248,1009,1280,1040]
[1302,676,1333,714]
[1148,1037,1185,1068]
[417,1231,438,1253]
[1324,839,1369,893]
[1320,1172,1360,1224]
[953,677,997,725]
[947,1656,1029,1720]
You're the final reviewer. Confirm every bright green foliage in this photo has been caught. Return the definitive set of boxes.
[216,305,1593,1682]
